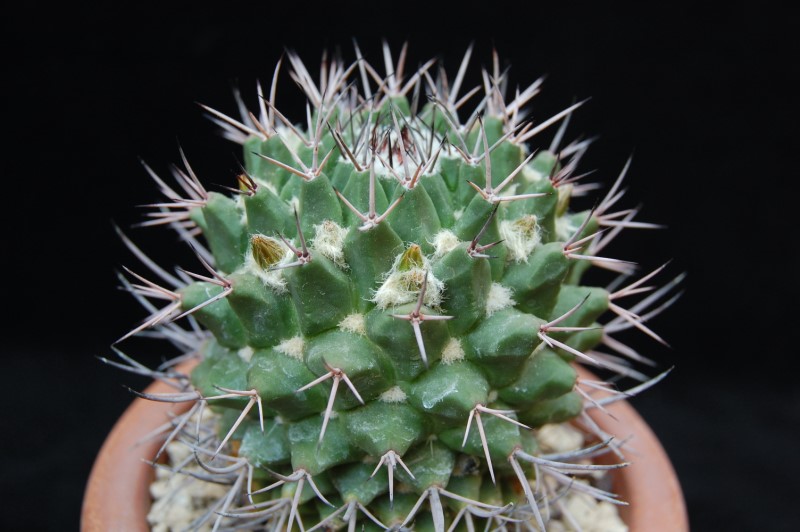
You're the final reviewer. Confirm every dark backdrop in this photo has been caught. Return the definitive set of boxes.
[3,2,796,530]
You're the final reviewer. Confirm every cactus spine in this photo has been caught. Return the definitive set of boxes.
[114,43,680,531]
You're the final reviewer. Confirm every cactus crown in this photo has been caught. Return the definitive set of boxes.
[113,43,680,531]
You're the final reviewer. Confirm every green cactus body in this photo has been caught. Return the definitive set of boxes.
[122,46,678,531]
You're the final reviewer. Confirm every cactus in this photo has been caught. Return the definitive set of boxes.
[111,43,681,531]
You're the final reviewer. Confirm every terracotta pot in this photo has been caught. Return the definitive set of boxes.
[82,365,688,531]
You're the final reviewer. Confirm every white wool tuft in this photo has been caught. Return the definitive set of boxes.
[486,283,516,316]
[372,253,444,310]
[237,346,254,363]
[441,338,465,365]
[338,313,367,335]
[499,216,541,263]
[312,220,349,268]
[275,336,305,360]
[431,230,461,258]
[379,386,407,403]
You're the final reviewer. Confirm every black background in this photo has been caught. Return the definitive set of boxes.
[3,2,796,530]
